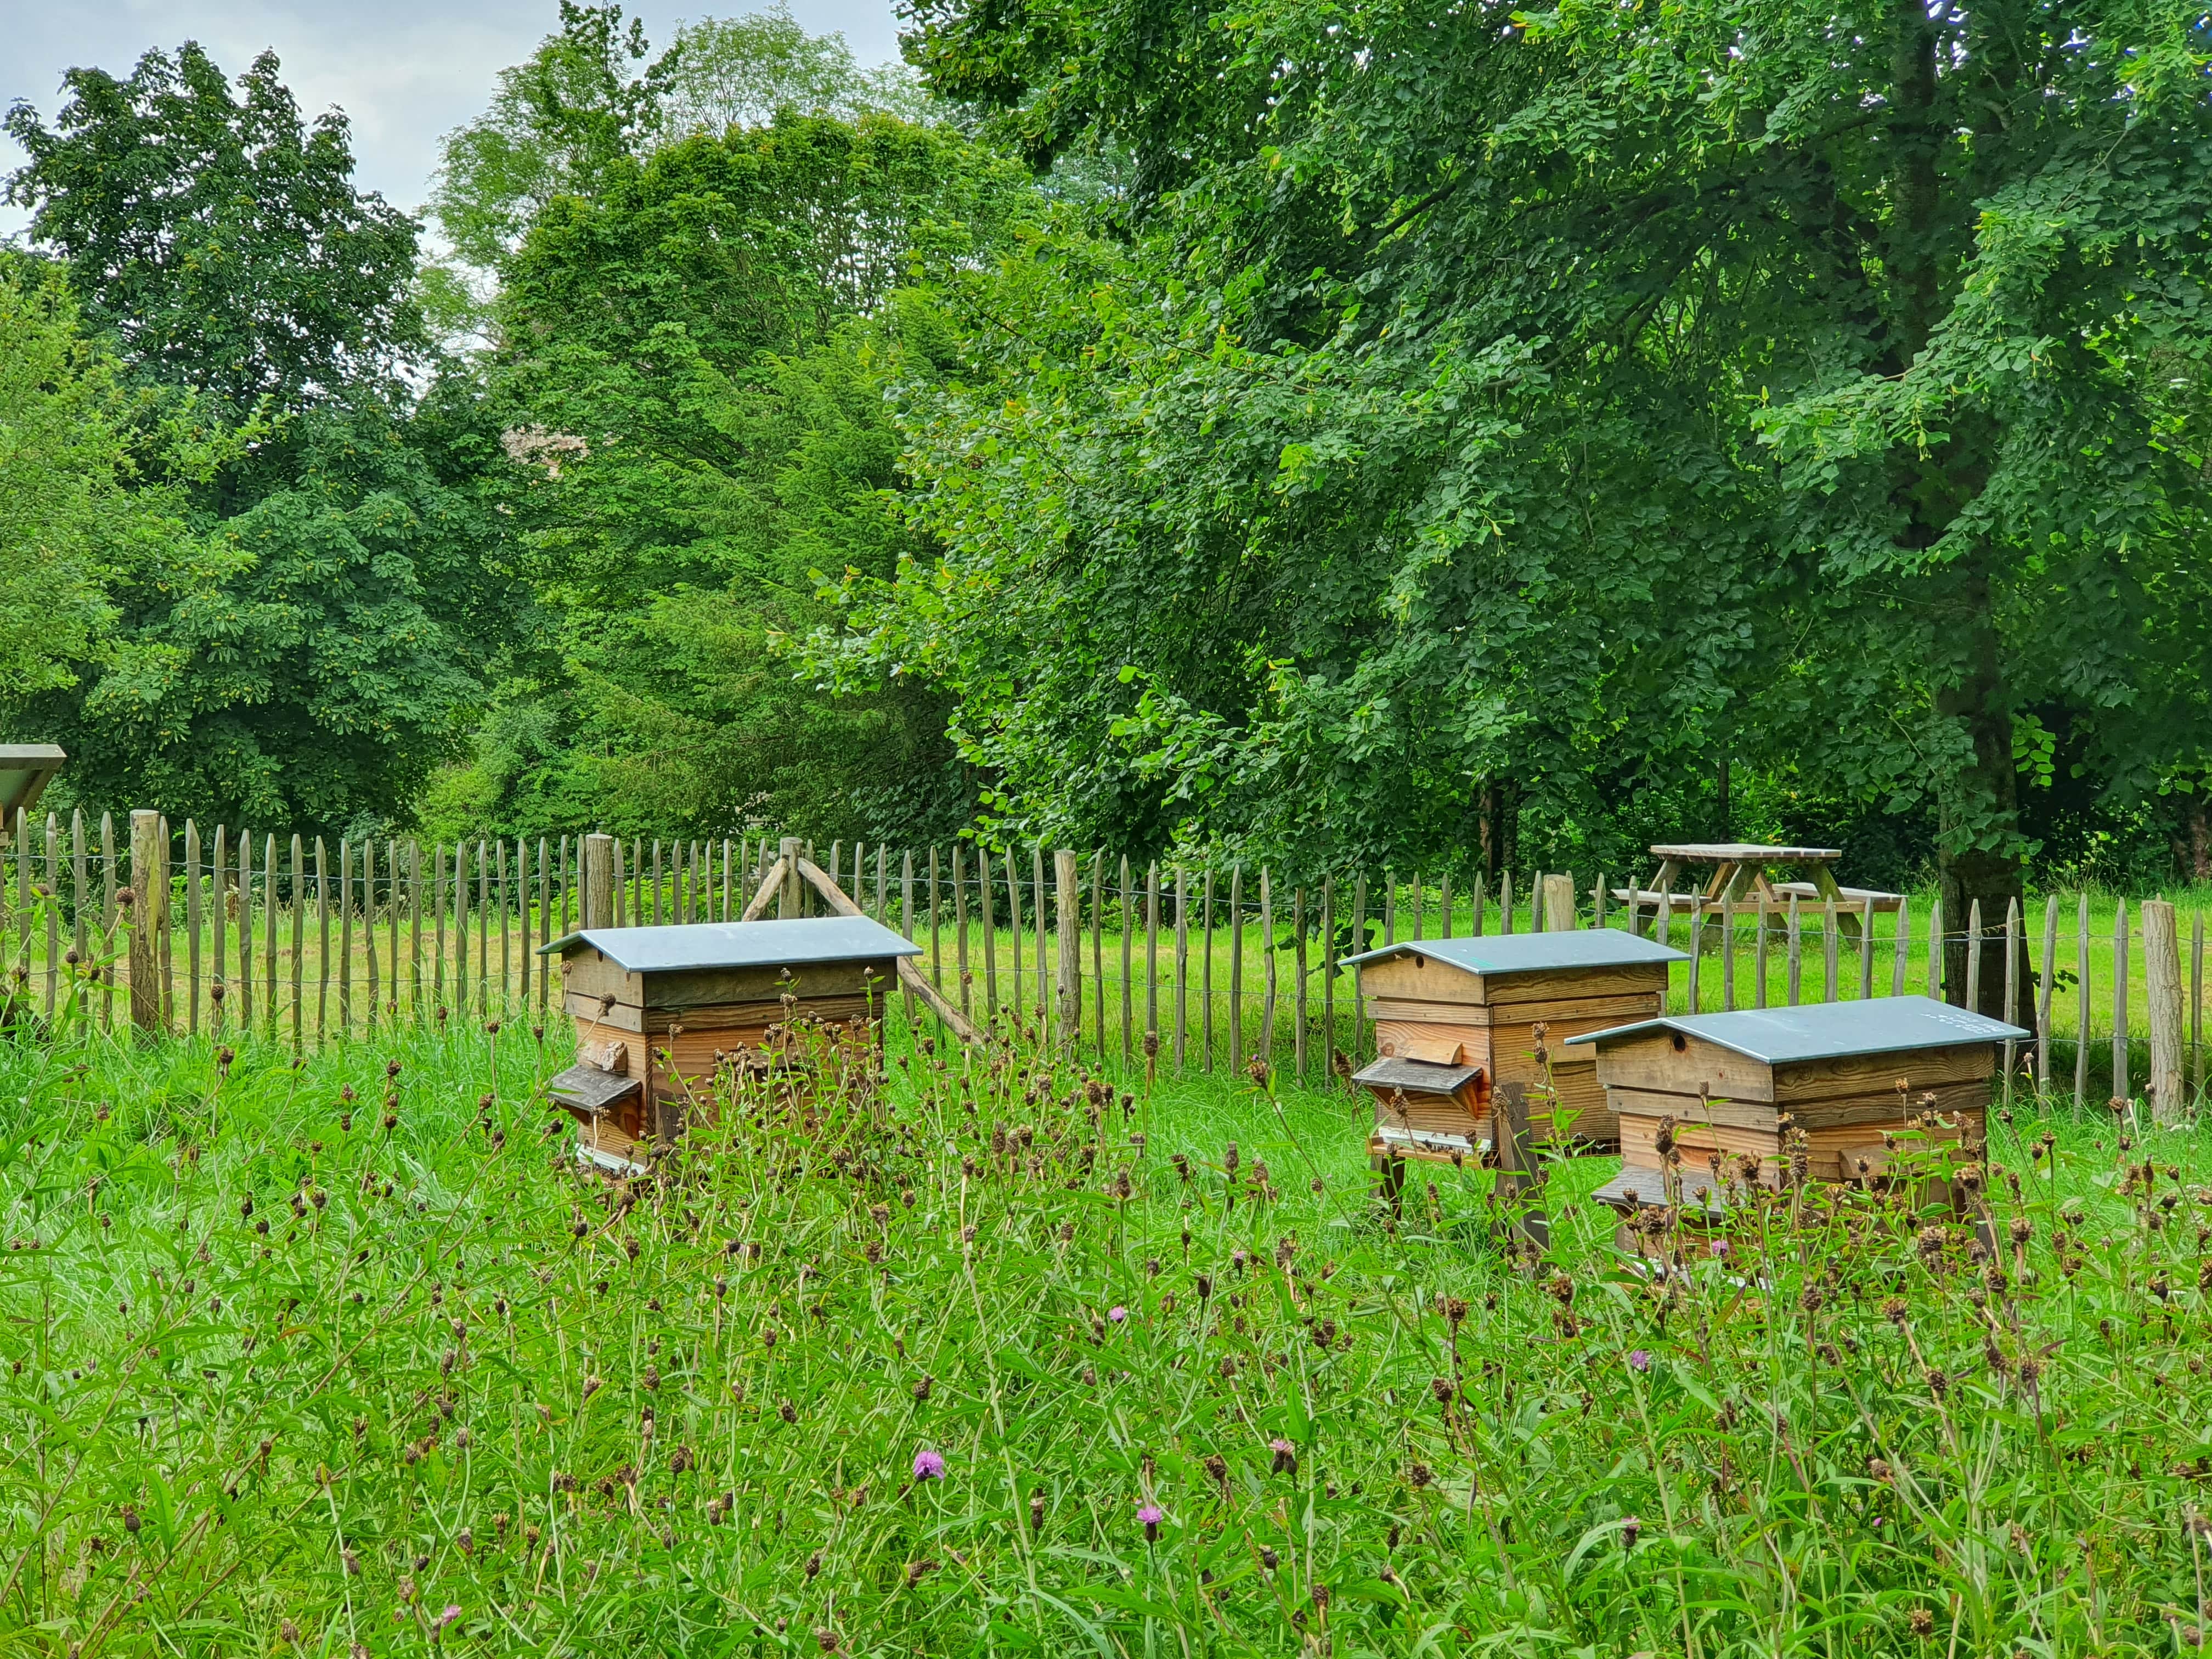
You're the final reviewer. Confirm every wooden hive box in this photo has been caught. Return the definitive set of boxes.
[1568,995,2030,1212]
[1344,930,1687,1159]
[538,915,919,1173]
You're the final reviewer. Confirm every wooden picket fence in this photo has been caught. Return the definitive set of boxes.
[4,808,2209,1110]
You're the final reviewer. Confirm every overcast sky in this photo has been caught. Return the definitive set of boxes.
[0,0,905,240]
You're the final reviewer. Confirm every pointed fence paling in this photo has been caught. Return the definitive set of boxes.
[0,809,2205,1107]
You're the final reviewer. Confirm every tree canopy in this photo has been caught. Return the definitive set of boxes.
[825,0,2212,993]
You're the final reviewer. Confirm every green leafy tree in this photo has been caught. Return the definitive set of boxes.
[4,43,424,414]
[0,257,185,723]
[857,0,2212,1007]
[7,44,517,831]
[431,3,920,276]
[469,112,1034,837]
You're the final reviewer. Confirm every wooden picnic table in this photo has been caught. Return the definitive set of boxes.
[1615,843,1901,940]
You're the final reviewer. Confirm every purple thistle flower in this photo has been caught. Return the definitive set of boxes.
[1137,1502,1163,1541]
[1627,1348,1653,1373]
[1269,1438,1297,1475]
[1108,1306,1128,1324]
[433,1605,462,1634]
[1708,1239,1729,1258]
[912,1448,945,1481]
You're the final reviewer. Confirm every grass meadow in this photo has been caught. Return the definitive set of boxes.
[4,991,2212,1656]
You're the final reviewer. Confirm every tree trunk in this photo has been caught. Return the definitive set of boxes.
[1888,0,2026,1020]
[1477,778,1518,886]
[1934,564,2028,1020]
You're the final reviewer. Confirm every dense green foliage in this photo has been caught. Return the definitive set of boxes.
[850,0,2212,934]
[426,29,1028,840]
[0,259,179,710]
[9,1000,2212,1652]
[4,45,520,832]
[7,0,2212,889]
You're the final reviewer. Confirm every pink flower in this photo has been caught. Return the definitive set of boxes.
[1627,1348,1652,1373]
[1269,1438,1297,1475]
[1108,1306,1128,1324]
[1708,1239,1729,1258]
[912,1448,945,1481]
[1137,1502,1163,1541]
[433,1605,462,1634]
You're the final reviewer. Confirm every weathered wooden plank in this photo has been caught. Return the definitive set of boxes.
[1753,892,1769,1009]
[120,813,154,1031]
[239,830,256,1030]
[1964,898,1983,1013]
[1321,875,1336,1084]
[1006,845,1022,1030]
[1146,859,1160,1059]
[1926,898,1943,1005]
[476,838,491,1013]
[1199,865,1214,1070]
[315,836,330,1042]
[43,815,60,1018]
[1785,895,1802,1006]
[980,846,999,1024]
[954,844,971,1018]
[1349,874,1367,1063]
[1260,868,1277,1073]
[2194,907,2206,1111]
[72,810,90,1001]
[1718,897,1735,1011]
[1892,896,1910,997]
[100,813,118,1020]
[1034,844,1049,1034]
[1294,884,1308,1082]
[2146,898,2185,1123]
[1174,865,1190,1072]
[1228,864,1244,1079]
[184,821,202,1035]
[901,849,918,1033]
[1822,891,1839,1003]
[289,834,304,1048]
[928,847,942,991]
[2113,899,2130,1101]
[433,843,449,1009]
[2035,895,2058,1087]
[1092,851,1108,1060]
[1054,849,1080,1051]
[265,836,283,1035]
[1119,855,1133,1065]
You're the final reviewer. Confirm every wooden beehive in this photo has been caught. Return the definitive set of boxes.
[1569,995,2030,1212]
[538,916,918,1172]
[1345,930,1687,1158]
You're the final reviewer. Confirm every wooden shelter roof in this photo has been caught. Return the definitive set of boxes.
[0,745,66,820]
[1564,994,2029,1065]
[539,915,919,972]
[1341,929,1687,974]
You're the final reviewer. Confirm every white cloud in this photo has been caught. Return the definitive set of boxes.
[0,0,904,238]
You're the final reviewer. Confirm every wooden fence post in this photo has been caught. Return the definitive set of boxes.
[1054,849,1081,1051]
[780,837,802,920]
[583,833,615,930]
[2145,898,2185,1125]
[128,810,164,1035]
[1542,872,1576,932]
[2113,900,2131,1102]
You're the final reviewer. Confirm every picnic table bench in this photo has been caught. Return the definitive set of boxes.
[1611,843,1903,940]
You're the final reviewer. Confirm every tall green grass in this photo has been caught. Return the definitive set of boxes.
[2,1001,2209,1656]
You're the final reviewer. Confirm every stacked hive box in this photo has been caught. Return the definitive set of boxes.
[1344,931,1686,1161]
[539,916,918,1173]
[1567,995,2029,1212]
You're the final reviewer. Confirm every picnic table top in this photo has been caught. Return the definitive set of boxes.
[1650,843,1842,863]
